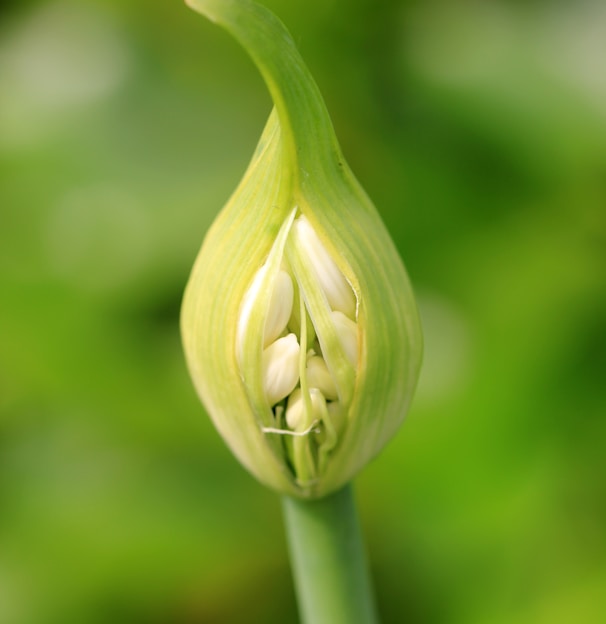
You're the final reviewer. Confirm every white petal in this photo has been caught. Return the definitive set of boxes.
[262,333,300,405]
[264,270,294,346]
[285,388,304,430]
[293,216,356,319]
[286,387,327,431]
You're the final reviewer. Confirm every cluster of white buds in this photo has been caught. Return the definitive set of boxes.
[237,214,358,486]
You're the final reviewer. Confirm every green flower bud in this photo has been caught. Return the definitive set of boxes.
[181,0,423,498]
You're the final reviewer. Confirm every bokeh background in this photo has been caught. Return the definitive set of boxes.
[1,0,605,622]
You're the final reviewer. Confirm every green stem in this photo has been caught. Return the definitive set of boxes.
[186,0,343,187]
[282,485,379,624]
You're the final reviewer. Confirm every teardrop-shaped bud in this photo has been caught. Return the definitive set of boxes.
[181,0,423,498]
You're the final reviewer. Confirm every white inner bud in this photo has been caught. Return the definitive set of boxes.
[286,387,327,431]
[331,310,358,367]
[292,216,357,320]
[264,269,293,346]
[262,333,300,405]
[306,354,338,401]
[285,388,304,430]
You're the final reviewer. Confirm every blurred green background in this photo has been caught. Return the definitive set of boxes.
[1,0,605,622]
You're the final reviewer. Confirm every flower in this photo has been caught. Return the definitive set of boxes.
[181,0,423,498]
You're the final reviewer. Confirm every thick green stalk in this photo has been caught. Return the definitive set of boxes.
[282,485,379,624]
[186,0,340,181]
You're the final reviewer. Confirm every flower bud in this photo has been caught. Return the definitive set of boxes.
[263,270,294,346]
[292,216,356,320]
[181,0,423,498]
[306,355,338,401]
[262,333,300,405]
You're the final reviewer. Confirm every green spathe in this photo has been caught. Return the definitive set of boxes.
[181,0,422,498]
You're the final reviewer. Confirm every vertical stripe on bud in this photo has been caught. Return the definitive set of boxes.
[236,263,268,363]
[331,311,359,368]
